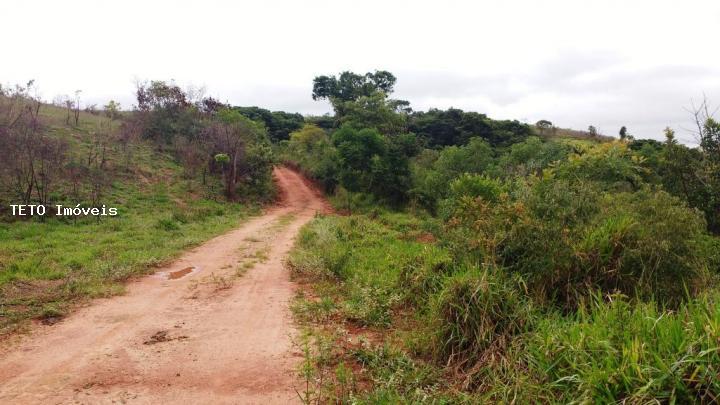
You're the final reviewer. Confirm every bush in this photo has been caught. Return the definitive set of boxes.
[571,190,710,304]
[431,269,534,375]
[410,138,495,212]
[283,124,339,192]
[551,142,645,191]
[493,136,570,177]
[447,178,712,308]
[438,174,504,220]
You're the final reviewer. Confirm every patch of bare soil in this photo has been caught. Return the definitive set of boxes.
[0,167,329,404]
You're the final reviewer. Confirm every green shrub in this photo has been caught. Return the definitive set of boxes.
[551,141,646,191]
[447,178,712,307]
[431,269,534,375]
[570,190,710,304]
[701,235,720,274]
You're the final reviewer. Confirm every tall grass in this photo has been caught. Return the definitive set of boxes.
[291,212,720,403]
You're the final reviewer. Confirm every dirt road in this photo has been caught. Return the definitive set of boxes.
[0,167,329,404]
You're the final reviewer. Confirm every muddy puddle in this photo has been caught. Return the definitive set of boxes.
[156,266,199,280]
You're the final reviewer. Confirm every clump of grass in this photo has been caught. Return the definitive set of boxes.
[397,246,453,305]
[39,303,65,323]
[430,269,535,386]
[294,329,348,404]
[292,294,337,324]
[352,343,445,401]
[344,285,401,327]
[513,293,720,403]
[155,218,181,231]
[288,217,346,280]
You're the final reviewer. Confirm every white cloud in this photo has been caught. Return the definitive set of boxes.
[1,0,719,142]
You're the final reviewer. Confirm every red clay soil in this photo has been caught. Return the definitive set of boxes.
[0,166,330,404]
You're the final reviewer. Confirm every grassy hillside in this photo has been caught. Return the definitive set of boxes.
[533,124,616,143]
[0,104,258,334]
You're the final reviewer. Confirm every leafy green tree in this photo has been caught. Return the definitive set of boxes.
[331,125,414,203]
[409,108,530,147]
[494,136,570,177]
[367,133,415,204]
[410,137,495,211]
[312,70,397,102]
[409,108,491,147]
[619,126,628,140]
[336,91,407,134]
[551,142,644,191]
[332,125,386,193]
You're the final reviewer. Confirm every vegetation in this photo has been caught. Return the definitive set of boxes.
[285,71,720,403]
[3,68,720,402]
[0,81,275,332]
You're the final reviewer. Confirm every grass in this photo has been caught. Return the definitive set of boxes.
[0,103,261,334]
[289,212,453,402]
[289,210,720,403]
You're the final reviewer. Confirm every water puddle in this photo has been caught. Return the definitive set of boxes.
[156,266,199,280]
[169,267,195,279]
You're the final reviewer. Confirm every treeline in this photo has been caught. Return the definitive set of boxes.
[283,71,720,237]
[0,80,303,217]
[280,70,533,204]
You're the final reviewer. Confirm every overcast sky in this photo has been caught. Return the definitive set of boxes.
[2,0,719,143]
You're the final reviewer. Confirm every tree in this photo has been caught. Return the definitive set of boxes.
[63,97,73,126]
[332,125,386,193]
[336,91,407,134]
[0,82,68,208]
[312,71,410,132]
[619,126,628,140]
[687,98,720,232]
[536,119,553,135]
[134,80,197,145]
[588,125,598,137]
[206,108,270,199]
[312,70,397,102]
[408,108,531,147]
